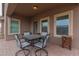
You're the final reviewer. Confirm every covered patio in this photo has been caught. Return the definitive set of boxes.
[2,3,79,56]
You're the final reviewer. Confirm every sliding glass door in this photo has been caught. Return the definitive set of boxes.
[40,17,49,33]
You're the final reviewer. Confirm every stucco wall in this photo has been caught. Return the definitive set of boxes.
[72,6,79,49]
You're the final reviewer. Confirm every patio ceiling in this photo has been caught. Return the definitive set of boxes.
[7,3,78,17]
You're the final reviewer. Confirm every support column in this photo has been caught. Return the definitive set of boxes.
[4,4,8,40]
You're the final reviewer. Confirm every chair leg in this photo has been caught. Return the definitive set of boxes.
[15,49,30,56]
[35,48,48,56]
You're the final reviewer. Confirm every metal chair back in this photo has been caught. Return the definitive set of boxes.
[41,32,49,48]
[24,32,32,37]
[14,34,22,48]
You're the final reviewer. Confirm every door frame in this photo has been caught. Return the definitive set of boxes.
[33,21,38,34]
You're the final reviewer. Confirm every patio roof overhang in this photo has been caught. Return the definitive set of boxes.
[6,3,78,17]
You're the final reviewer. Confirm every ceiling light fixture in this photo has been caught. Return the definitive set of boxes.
[33,5,38,10]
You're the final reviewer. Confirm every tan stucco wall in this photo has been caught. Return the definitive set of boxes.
[72,6,79,49]
[30,5,79,49]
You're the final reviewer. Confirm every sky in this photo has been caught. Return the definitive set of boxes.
[56,19,69,26]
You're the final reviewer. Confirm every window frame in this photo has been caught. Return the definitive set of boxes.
[54,10,73,37]
[33,21,38,34]
[8,17,20,35]
[40,16,50,34]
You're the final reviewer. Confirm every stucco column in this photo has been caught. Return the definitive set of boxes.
[4,3,8,40]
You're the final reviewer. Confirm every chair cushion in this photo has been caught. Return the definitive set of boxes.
[20,39,25,43]
[34,42,43,48]
[41,32,48,36]
[21,42,30,48]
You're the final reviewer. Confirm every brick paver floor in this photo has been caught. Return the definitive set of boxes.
[0,39,79,56]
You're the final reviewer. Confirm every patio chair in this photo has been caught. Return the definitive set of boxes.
[23,32,32,42]
[23,32,32,37]
[34,32,49,56]
[14,34,30,56]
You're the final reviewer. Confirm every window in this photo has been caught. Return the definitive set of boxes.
[8,18,20,35]
[56,15,69,35]
[0,21,3,35]
[40,17,50,33]
[0,3,2,16]
[0,22,2,33]
[54,11,73,37]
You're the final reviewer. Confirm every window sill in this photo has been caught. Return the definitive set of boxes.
[8,32,20,35]
[54,35,69,38]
